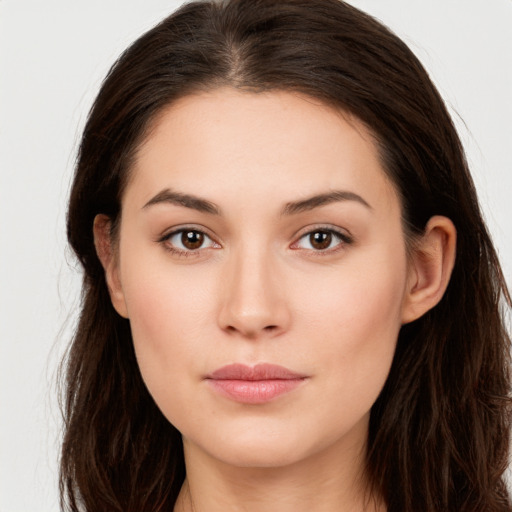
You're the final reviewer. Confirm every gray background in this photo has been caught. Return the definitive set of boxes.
[1,1,511,510]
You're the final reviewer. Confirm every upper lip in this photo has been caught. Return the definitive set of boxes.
[206,363,305,381]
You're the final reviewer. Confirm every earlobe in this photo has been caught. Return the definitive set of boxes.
[93,214,129,318]
[401,216,456,324]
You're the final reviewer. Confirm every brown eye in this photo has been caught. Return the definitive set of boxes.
[292,227,351,253]
[162,228,218,254]
[181,230,204,249]
[309,231,332,250]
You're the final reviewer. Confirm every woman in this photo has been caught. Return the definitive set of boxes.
[61,0,512,510]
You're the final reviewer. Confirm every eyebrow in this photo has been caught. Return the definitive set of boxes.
[142,188,371,215]
[281,190,372,215]
[142,188,220,215]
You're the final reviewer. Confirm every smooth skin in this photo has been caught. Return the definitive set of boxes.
[94,88,456,512]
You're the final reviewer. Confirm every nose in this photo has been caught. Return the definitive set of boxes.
[217,247,291,339]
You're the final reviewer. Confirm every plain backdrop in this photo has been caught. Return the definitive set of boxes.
[1,1,511,510]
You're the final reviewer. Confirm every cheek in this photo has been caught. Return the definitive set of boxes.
[126,274,206,343]
[118,250,216,401]
[297,251,407,398]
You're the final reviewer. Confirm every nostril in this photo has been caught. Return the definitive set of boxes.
[223,323,280,337]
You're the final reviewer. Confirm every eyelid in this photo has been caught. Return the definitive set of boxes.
[290,224,353,252]
[158,222,219,239]
[157,225,221,255]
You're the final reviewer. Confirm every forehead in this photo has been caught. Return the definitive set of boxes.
[129,87,399,214]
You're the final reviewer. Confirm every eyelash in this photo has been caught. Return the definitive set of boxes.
[158,226,220,258]
[290,226,353,256]
[158,226,353,258]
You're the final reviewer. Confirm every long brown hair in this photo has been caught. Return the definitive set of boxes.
[61,1,512,510]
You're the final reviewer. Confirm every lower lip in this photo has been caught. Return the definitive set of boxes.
[207,378,305,404]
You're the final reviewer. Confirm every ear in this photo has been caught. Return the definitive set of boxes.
[93,214,129,318]
[401,215,456,324]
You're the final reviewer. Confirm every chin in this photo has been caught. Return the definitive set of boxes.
[182,415,365,471]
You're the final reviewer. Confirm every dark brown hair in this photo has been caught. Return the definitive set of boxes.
[61,1,512,510]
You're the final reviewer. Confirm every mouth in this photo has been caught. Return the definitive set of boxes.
[205,363,308,404]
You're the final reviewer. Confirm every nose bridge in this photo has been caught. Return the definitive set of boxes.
[218,240,289,337]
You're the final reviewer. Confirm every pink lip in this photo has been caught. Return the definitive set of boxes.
[205,363,307,404]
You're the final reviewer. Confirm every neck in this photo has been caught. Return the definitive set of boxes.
[174,432,385,512]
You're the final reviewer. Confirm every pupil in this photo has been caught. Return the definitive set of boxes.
[310,231,331,250]
[182,231,204,249]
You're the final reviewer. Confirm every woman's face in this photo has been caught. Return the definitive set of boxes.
[109,88,414,469]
